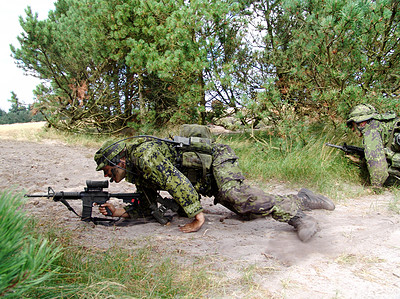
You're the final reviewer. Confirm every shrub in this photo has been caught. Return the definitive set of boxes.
[0,191,61,297]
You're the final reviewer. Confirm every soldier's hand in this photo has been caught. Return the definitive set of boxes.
[98,203,116,216]
[179,212,205,233]
[345,154,361,164]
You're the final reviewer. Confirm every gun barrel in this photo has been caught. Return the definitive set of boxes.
[25,192,82,201]
[325,142,365,157]
[325,143,343,149]
[24,194,50,198]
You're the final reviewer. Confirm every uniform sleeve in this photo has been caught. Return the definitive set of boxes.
[133,142,203,218]
[363,123,389,187]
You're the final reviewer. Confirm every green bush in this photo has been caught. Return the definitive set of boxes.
[0,191,61,297]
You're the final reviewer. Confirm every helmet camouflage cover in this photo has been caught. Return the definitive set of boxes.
[94,140,126,171]
[346,104,378,127]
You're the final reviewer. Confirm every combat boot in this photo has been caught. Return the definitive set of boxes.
[288,211,319,242]
[297,188,335,211]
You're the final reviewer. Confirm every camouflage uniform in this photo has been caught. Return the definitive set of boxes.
[95,126,335,241]
[347,104,400,187]
[212,143,300,222]
[124,137,203,218]
[116,136,301,223]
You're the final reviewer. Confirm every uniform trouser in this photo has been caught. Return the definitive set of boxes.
[212,144,300,222]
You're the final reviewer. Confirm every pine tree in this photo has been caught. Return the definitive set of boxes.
[11,0,248,132]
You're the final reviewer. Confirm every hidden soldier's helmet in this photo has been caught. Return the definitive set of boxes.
[346,104,378,127]
[94,140,126,171]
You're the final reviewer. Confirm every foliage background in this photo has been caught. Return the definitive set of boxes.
[9,0,399,133]
[0,92,44,124]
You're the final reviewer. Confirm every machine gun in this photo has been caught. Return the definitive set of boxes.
[325,143,365,158]
[25,180,179,225]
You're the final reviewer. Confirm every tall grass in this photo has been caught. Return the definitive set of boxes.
[0,190,211,298]
[218,123,369,200]
[388,188,400,214]
[24,227,212,298]
[0,191,61,297]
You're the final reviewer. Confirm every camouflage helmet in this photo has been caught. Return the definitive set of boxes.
[346,104,378,127]
[94,140,126,171]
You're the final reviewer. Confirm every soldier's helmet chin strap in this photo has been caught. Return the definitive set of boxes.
[102,150,134,182]
[100,140,132,178]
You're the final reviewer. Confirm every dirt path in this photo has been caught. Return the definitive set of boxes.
[1,138,400,298]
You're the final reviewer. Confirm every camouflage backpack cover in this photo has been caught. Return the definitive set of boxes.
[176,124,215,193]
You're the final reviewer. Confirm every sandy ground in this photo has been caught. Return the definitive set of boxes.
[1,124,400,298]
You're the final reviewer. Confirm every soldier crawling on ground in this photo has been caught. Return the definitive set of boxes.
[94,124,335,242]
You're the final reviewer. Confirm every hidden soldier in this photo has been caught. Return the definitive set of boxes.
[347,104,400,190]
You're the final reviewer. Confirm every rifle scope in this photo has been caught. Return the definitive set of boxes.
[86,180,109,189]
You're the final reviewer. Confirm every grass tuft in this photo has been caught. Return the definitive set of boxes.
[24,235,212,298]
[0,191,61,297]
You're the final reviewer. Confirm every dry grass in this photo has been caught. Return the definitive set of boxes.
[0,122,108,148]
[0,122,46,141]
